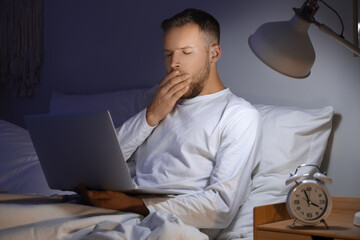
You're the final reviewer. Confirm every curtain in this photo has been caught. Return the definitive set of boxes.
[0,0,43,97]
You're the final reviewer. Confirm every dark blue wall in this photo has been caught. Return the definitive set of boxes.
[0,0,240,126]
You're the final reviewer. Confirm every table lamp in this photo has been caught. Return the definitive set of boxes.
[248,0,360,78]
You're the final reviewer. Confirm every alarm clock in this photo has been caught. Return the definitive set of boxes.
[285,164,332,228]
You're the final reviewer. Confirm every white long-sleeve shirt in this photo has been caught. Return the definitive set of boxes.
[116,88,262,229]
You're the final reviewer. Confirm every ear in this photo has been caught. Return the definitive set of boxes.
[210,44,221,63]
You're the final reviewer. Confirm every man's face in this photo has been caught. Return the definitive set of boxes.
[163,23,211,99]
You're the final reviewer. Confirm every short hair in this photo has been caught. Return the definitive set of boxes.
[161,8,220,46]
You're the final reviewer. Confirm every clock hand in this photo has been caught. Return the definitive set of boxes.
[304,190,310,201]
[302,197,321,208]
[303,190,311,207]
[310,202,320,208]
[302,197,320,208]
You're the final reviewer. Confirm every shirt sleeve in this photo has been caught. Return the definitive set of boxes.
[116,108,157,161]
[142,108,262,229]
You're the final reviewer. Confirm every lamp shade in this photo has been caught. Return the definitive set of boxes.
[249,15,315,78]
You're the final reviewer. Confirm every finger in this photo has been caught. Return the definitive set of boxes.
[90,199,108,208]
[159,70,181,87]
[159,71,190,89]
[87,190,112,200]
[74,184,88,196]
[173,85,190,99]
[167,78,191,97]
[161,74,191,94]
[74,185,94,205]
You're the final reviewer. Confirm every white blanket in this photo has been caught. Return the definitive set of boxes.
[0,194,208,240]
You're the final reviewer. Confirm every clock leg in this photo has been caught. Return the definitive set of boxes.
[320,219,329,229]
[291,219,298,228]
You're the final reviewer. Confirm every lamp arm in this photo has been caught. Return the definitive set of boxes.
[314,21,360,56]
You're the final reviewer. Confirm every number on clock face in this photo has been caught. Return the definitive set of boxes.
[289,182,328,222]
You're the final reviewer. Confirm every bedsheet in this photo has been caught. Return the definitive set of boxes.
[0,193,208,240]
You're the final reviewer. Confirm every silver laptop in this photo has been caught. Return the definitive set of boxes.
[25,110,184,195]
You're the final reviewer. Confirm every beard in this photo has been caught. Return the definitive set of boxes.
[181,58,211,99]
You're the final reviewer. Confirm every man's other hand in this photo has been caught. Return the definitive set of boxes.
[146,71,191,126]
[75,185,150,216]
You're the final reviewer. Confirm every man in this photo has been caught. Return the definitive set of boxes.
[78,8,261,230]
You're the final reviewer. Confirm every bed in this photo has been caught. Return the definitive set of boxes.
[0,86,334,239]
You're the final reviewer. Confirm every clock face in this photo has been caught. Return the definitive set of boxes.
[286,180,332,225]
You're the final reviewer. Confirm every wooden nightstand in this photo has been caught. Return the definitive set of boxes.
[253,196,360,240]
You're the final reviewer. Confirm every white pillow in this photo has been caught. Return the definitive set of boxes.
[217,104,334,240]
[49,86,157,128]
[0,120,69,196]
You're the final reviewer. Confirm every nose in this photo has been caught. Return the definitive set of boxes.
[170,54,180,71]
